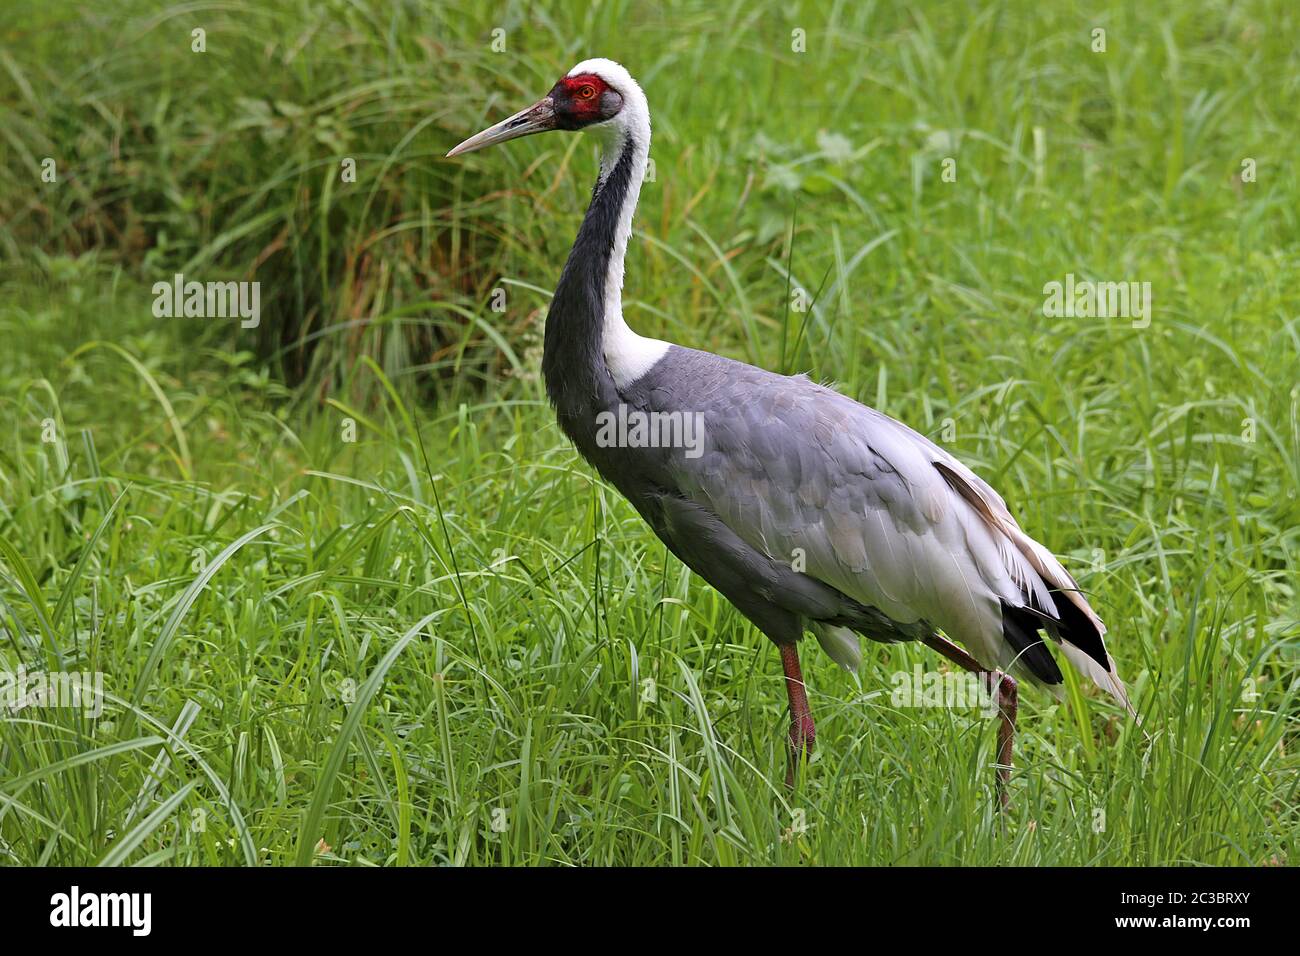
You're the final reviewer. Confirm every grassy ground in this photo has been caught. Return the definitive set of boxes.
[1,0,1297,865]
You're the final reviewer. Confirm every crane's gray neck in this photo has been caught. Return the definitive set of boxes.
[542,123,654,425]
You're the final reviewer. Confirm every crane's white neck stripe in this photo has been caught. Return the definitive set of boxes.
[586,84,670,390]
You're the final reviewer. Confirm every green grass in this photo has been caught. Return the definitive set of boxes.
[1,0,1298,865]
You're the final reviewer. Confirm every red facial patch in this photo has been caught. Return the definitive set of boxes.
[558,74,608,121]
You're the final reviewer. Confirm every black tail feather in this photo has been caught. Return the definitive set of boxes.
[1049,588,1110,670]
[1000,600,1063,684]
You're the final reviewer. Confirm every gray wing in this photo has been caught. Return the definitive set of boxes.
[630,347,1129,707]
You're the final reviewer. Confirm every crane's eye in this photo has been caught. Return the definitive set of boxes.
[576,85,597,100]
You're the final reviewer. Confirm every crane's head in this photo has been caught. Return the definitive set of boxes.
[446,58,647,158]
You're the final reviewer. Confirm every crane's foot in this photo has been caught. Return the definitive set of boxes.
[780,642,816,788]
[785,713,816,788]
[922,634,1018,811]
[988,670,1018,810]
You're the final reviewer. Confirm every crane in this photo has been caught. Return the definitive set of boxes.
[447,59,1133,801]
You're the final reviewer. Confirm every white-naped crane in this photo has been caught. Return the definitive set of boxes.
[448,59,1134,801]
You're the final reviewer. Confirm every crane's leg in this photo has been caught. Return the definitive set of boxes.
[780,642,815,788]
[920,634,1018,809]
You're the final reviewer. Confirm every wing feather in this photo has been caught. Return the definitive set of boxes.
[647,349,1130,709]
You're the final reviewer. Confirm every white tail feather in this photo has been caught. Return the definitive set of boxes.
[811,623,862,672]
[1056,641,1138,718]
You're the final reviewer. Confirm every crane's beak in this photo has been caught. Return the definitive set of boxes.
[446,97,557,157]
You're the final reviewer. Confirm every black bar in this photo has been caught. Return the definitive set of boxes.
[0,866,1286,941]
